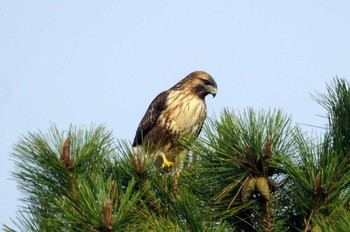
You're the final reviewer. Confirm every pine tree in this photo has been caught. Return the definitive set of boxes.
[4,77,350,231]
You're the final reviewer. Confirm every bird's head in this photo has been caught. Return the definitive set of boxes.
[186,71,217,99]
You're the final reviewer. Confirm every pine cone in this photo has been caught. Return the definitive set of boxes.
[311,224,322,232]
[256,177,270,200]
[241,177,256,202]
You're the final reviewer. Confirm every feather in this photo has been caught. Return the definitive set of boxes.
[132,91,168,146]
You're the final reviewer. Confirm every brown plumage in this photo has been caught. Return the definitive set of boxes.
[132,71,217,168]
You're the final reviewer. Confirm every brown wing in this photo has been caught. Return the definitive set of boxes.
[132,91,169,147]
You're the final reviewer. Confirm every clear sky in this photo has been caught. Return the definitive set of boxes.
[1,1,349,227]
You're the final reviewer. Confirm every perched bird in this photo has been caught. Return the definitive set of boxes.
[132,71,217,169]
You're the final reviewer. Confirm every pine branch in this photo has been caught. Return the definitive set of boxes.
[282,77,350,231]
[184,108,294,230]
[7,124,116,231]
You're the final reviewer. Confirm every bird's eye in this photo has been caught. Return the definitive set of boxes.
[203,80,211,85]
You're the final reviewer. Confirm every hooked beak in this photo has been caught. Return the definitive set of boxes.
[209,86,217,98]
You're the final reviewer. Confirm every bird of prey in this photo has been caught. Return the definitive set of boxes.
[132,71,217,169]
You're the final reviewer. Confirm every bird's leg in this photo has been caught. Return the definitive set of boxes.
[161,153,174,168]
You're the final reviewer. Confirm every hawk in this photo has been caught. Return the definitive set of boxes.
[132,71,217,168]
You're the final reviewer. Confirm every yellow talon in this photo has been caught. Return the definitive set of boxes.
[161,154,174,168]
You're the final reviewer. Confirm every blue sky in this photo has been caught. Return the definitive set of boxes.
[1,1,349,227]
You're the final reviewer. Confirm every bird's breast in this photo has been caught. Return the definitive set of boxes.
[160,93,207,134]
